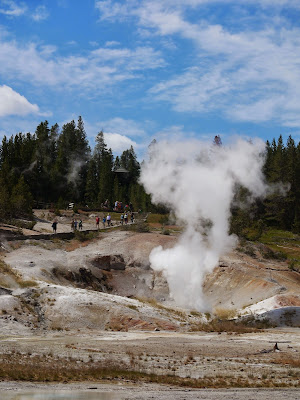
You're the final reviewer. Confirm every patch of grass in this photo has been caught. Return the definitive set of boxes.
[146,213,169,224]
[189,313,275,333]
[259,229,300,262]
[190,310,203,317]
[0,353,298,387]
[273,355,300,369]
[204,312,211,320]
[127,304,139,311]
[260,245,287,261]
[10,219,36,231]
[214,307,237,320]
[74,230,99,242]
[288,259,300,272]
[122,221,150,233]
[0,259,37,288]
[136,297,186,320]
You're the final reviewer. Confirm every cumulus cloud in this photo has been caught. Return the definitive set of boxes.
[84,118,143,155]
[104,132,138,154]
[0,85,39,117]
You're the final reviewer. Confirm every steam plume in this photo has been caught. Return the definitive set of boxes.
[140,138,267,311]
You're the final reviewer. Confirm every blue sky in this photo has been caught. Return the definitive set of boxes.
[0,0,300,159]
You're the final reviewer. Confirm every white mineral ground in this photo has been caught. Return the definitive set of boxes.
[0,210,299,398]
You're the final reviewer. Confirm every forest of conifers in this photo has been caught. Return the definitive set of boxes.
[0,116,299,233]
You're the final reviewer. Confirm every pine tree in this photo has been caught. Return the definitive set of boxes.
[10,176,33,217]
[85,158,98,206]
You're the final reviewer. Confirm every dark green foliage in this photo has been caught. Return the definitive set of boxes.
[0,120,299,236]
[10,176,33,217]
[230,135,300,235]
[0,117,150,220]
[262,135,300,232]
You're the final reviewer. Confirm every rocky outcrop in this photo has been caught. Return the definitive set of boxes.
[91,254,126,271]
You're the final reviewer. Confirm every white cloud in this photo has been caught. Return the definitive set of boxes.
[105,41,120,47]
[104,132,138,154]
[0,85,39,117]
[0,38,165,91]
[96,0,300,22]
[84,118,147,158]
[94,1,300,126]
[102,117,146,137]
[0,0,27,17]
[95,0,131,21]
[148,26,300,125]
[32,5,49,21]
[91,46,165,70]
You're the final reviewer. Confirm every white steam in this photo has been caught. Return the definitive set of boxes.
[140,138,268,311]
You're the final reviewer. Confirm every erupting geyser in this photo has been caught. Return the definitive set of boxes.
[140,138,268,311]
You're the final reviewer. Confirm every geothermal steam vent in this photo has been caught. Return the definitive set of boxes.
[140,139,267,311]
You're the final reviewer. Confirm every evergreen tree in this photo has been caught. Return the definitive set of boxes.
[54,117,90,203]
[10,175,33,217]
[85,158,98,206]
[31,121,53,203]
[120,146,140,182]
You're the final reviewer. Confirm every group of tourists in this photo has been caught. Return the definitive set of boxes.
[113,201,133,213]
[71,219,83,231]
[120,212,134,225]
[97,214,112,228]
[95,211,135,229]
[51,202,135,234]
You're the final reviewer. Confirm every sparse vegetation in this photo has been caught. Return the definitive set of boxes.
[10,219,36,231]
[0,352,298,387]
[136,297,187,320]
[189,313,275,333]
[74,230,99,242]
[0,259,37,288]
[146,213,169,224]
[122,221,150,232]
[214,307,237,320]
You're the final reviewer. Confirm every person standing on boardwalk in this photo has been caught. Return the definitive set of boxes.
[52,221,57,233]
[79,220,83,230]
[106,214,111,226]
[96,216,100,229]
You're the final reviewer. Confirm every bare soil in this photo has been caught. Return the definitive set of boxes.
[0,210,299,397]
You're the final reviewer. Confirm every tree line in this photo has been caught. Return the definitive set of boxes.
[231,134,300,235]
[0,116,152,220]
[0,117,299,233]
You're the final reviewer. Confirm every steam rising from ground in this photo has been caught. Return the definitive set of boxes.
[140,138,267,311]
